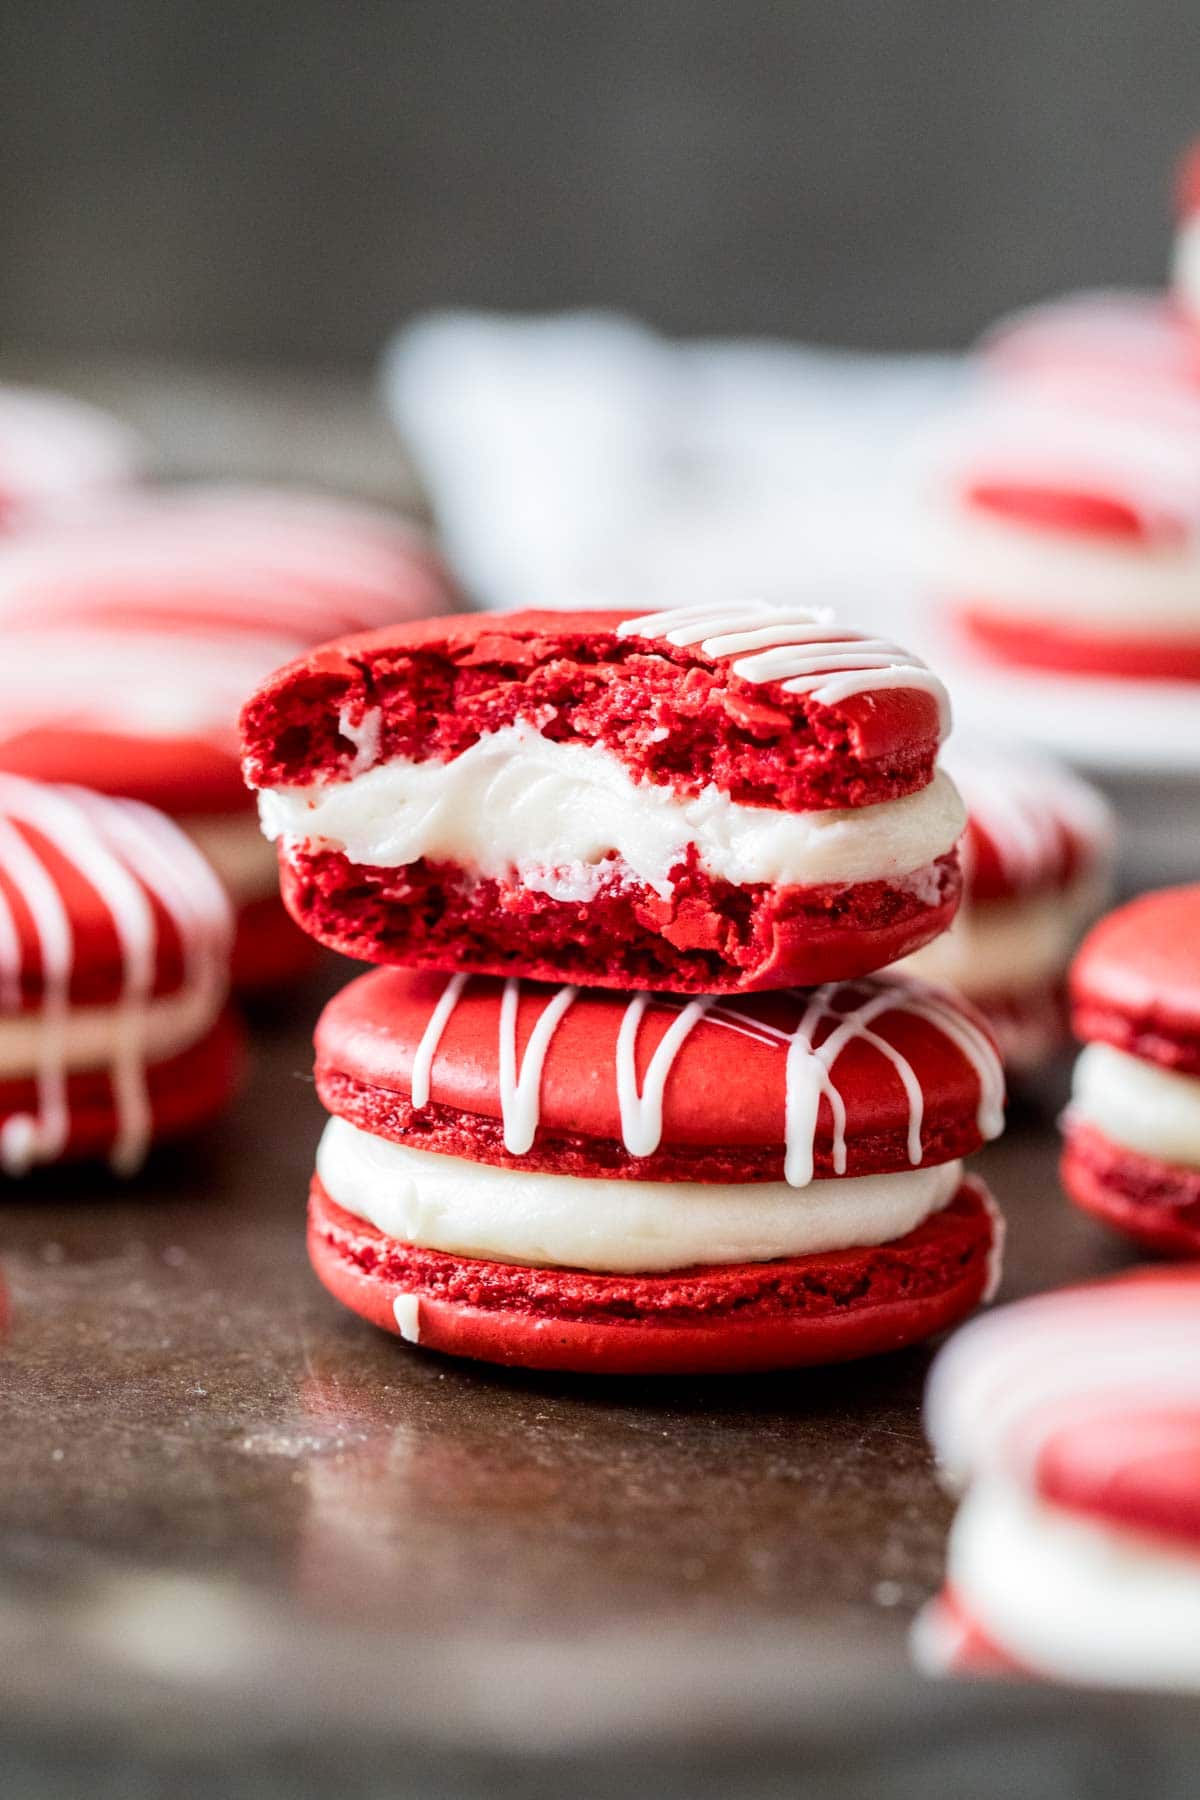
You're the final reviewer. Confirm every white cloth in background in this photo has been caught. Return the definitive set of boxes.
[380,309,961,629]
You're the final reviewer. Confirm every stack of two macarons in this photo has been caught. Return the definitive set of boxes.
[240,603,1007,1374]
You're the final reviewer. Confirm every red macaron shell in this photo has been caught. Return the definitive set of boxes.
[280,844,962,995]
[0,724,248,817]
[1035,1408,1200,1555]
[1061,1121,1200,1256]
[314,967,1003,1182]
[229,893,321,994]
[307,1177,997,1376]
[955,609,1200,684]
[949,747,1113,905]
[0,1009,242,1168]
[1070,886,1200,1075]
[0,813,194,1007]
[239,608,947,812]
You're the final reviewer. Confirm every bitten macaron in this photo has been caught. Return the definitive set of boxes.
[0,774,239,1176]
[1063,883,1200,1254]
[242,603,968,994]
[0,486,455,992]
[306,965,1005,1374]
[916,1268,1200,1690]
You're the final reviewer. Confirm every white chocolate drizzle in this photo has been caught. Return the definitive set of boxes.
[615,603,951,739]
[403,972,1004,1188]
[0,776,233,1176]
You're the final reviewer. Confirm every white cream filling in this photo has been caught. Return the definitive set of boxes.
[943,1478,1200,1691]
[181,812,281,904]
[0,984,221,1079]
[1071,1041,1200,1169]
[316,1117,962,1273]
[923,507,1200,633]
[258,727,965,898]
[1174,215,1200,326]
[898,872,1100,997]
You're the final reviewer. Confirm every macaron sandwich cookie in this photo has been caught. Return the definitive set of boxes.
[241,604,967,994]
[0,774,239,1175]
[308,966,1004,1374]
[0,487,455,991]
[915,1269,1200,1690]
[899,743,1113,1071]
[1063,884,1200,1255]
[1173,139,1200,327]
[922,286,1200,681]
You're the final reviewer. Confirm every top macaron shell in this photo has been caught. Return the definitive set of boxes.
[1070,885,1200,1075]
[239,606,950,812]
[315,966,1005,1185]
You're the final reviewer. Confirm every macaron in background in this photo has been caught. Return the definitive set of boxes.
[1063,883,1200,1255]
[919,288,1200,683]
[242,603,968,994]
[1172,137,1200,326]
[915,1268,1200,1690]
[306,965,1005,1374]
[898,742,1115,1073]
[0,774,240,1177]
[0,383,141,533]
[0,486,457,993]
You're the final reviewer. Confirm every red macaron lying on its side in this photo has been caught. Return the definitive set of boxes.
[306,965,1005,1374]
[0,487,456,992]
[242,604,968,994]
[0,774,240,1175]
[915,1269,1200,1690]
[1063,884,1200,1255]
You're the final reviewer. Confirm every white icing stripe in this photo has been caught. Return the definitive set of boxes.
[402,973,1005,1189]
[498,979,577,1155]
[317,1120,966,1273]
[615,603,951,739]
[616,995,711,1157]
[410,972,468,1111]
[0,776,233,1176]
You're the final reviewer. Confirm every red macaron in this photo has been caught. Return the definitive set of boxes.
[306,965,1005,1375]
[1064,885,1200,1255]
[916,1268,1200,1687]
[924,293,1200,682]
[0,774,241,1175]
[0,487,456,991]
[242,604,966,994]
[899,743,1113,1071]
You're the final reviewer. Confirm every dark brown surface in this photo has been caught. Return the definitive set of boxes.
[0,956,1162,1797]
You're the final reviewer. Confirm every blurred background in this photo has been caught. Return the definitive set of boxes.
[1,0,1196,366]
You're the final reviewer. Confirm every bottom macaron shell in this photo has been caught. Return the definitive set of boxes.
[0,1009,243,1169]
[1062,1122,1200,1256]
[232,893,322,994]
[280,850,962,993]
[307,1176,998,1375]
[971,985,1068,1076]
[955,608,1200,683]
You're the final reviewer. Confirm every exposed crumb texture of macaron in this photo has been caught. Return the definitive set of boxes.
[281,845,962,994]
[240,609,947,813]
